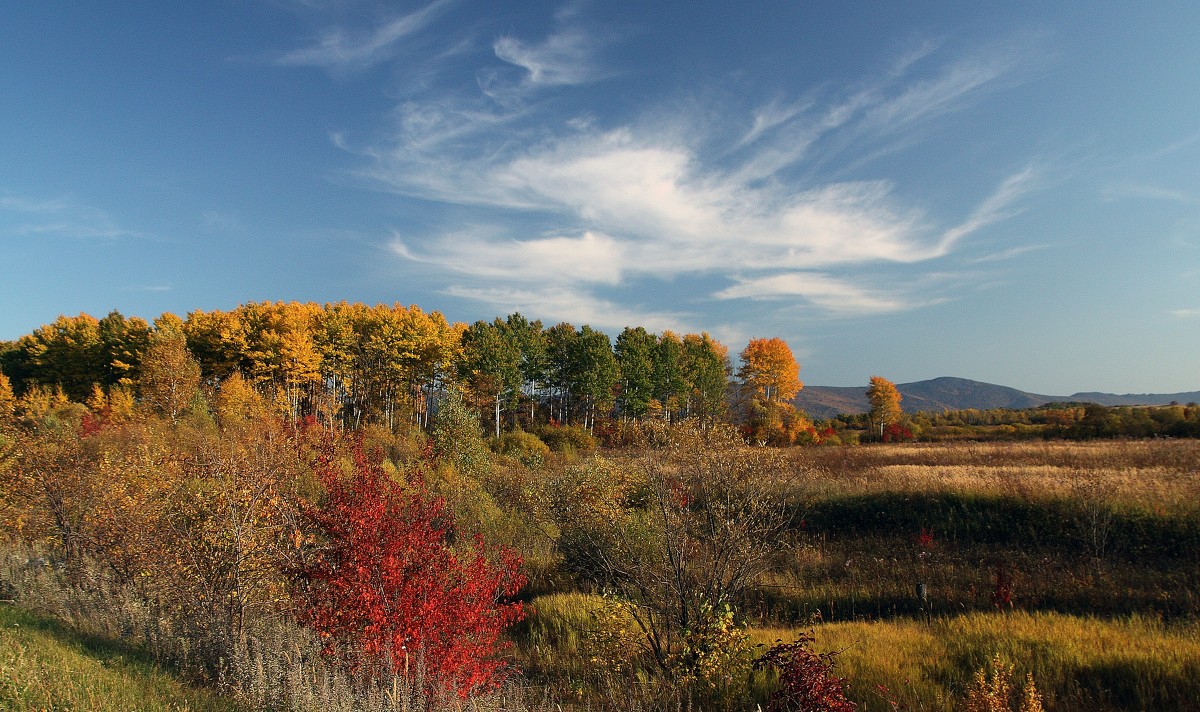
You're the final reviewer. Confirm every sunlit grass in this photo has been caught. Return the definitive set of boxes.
[0,604,240,712]
[516,592,646,677]
[753,611,1200,711]
[513,441,1200,709]
[790,440,1200,515]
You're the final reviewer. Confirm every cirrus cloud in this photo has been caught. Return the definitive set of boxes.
[310,17,1044,331]
[276,0,453,72]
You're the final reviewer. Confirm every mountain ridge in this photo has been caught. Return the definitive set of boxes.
[793,376,1200,418]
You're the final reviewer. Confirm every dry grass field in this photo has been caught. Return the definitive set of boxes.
[0,605,241,712]
[517,439,1200,710]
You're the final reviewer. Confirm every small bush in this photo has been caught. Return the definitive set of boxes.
[492,430,550,467]
[754,632,857,712]
[534,424,597,454]
[295,445,526,698]
[672,601,756,710]
[965,655,1044,712]
[431,389,491,478]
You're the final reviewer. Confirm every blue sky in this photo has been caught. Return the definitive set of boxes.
[2,1,1199,395]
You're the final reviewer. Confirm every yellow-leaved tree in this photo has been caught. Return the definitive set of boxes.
[0,371,14,419]
[866,375,903,439]
[138,322,202,423]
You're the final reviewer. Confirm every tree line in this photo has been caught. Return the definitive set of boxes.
[0,302,815,444]
[835,400,1200,441]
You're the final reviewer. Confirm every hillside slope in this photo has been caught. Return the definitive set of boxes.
[794,376,1200,418]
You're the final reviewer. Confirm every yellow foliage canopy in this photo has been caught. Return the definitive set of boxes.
[736,337,802,403]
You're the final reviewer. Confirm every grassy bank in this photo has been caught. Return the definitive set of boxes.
[0,603,241,712]
[519,596,1200,711]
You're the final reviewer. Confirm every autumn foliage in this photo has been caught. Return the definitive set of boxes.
[753,632,857,712]
[737,338,802,403]
[295,442,526,697]
[736,337,808,444]
[866,376,903,439]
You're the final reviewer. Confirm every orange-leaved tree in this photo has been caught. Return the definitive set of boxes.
[737,338,801,403]
[736,338,806,444]
[295,443,525,697]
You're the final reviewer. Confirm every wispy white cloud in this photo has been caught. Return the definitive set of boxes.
[493,28,600,87]
[382,126,1036,301]
[201,210,243,232]
[332,25,1040,324]
[938,166,1039,251]
[479,10,615,110]
[739,98,813,146]
[0,194,141,240]
[276,0,451,72]
[714,272,912,314]
[1170,308,1200,318]
[861,52,1021,132]
[380,133,1035,320]
[1139,130,1200,162]
[730,38,1028,186]
[968,243,1049,264]
[391,228,625,285]
[1102,182,1196,205]
[0,196,71,213]
[122,284,172,292]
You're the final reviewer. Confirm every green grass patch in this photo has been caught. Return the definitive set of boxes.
[0,604,240,712]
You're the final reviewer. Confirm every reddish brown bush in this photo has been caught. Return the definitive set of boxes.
[754,632,858,712]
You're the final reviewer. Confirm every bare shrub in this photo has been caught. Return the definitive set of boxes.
[557,420,800,693]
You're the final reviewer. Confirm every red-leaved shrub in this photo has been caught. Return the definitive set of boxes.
[295,444,526,697]
[754,632,858,712]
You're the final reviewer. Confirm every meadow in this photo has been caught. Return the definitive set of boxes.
[3,410,1199,710]
[516,439,1200,710]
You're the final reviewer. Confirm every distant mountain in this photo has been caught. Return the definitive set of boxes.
[793,376,1200,418]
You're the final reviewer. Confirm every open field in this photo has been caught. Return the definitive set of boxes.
[752,440,1200,623]
[520,595,1200,711]
[784,440,1200,508]
[512,439,1200,709]
[769,612,1200,711]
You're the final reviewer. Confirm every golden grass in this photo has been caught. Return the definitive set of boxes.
[0,604,241,712]
[518,592,646,673]
[790,440,1200,513]
[753,611,1200,711]
[522,592,611,651]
